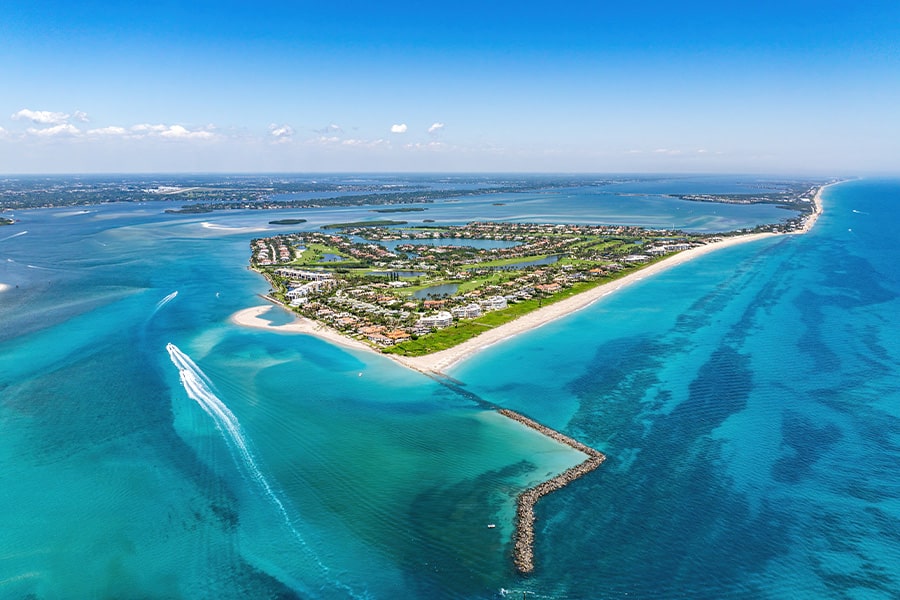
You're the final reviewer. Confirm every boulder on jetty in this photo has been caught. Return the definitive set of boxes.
[497,409,606,574]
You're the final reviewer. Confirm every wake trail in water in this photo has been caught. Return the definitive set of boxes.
[166,343,364,599]
[1,230,28,242]
[152,291,178,315]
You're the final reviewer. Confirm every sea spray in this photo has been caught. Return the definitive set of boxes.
[165,343,364,599]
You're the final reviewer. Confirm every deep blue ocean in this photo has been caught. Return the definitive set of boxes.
[1,177,898,599]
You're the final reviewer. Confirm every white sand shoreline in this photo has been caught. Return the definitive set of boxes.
[230,183,831,375]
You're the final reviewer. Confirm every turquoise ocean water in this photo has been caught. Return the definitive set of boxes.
[1,178,898,598]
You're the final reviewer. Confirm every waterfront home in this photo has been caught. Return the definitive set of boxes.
[481,295,508,311]
[451,303,483,319]
[286,279,332,300]
[275,268,334,282]
[535,283,561,294]
[416,311,453,329]
[386,330,411,342]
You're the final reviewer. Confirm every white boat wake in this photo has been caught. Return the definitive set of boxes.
[166,343,364,598]
[0,230,28,242]
[152,291,178,315]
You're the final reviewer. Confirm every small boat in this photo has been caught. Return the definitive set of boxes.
[487,524,496,529]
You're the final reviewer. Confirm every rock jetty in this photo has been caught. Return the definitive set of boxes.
[498,409,606,575]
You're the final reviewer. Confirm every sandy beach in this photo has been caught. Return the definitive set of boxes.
[231,183,829,374]
[230,304,376,354]
[794,182,828,234]
[393,232,778,373]
[232,233,777,374]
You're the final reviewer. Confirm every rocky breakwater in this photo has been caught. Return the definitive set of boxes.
[497,409,606,575]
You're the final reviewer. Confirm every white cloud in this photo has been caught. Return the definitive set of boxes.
[404,141,446,150]
[342,138,387,148]
[27,124,81,137]
[72,110,90,122]
[390,123,408,134]
[268,123,294,140]
[131,123,169,134]
[427,122,445,134]
[314,135,342,145]
[161,125,216,140]
[313,123,344,135]
[12,109,72,125]
[87,126,129,136]
[129,123,216,140]
[312,136,387,148]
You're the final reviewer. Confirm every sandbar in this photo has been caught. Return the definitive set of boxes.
[231,304,374,354]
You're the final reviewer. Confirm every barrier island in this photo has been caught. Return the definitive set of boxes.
[236,182,830,574]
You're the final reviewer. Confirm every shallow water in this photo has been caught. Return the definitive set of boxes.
[2,177,898,598]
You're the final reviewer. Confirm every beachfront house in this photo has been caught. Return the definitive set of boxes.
[451,303,483,319]
[416,311,453,329]
[481,295,507,311]
[275,268,334,282]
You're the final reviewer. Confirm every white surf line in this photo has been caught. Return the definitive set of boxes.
[165,343,364,599]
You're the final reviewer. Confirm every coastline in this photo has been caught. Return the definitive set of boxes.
[795,180,828,234]
[393,231,779,374]
[230,304,375,355]
[227,182,830,574]
[231,182,830,375]
[232,232,779,373]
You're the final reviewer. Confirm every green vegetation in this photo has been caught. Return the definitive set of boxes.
[384,259,665,357]
[321,220,407,229]
[251,221,711,356]
[464,254,554,269]
[269,218,308,225]
[384,298,545,355]
[371,207,427,213]
[164,206,214,214]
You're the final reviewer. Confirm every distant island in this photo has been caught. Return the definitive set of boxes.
[372,207,427,213]
[320,219,407,229]
[0,174,825,215]
[268,218,308,225]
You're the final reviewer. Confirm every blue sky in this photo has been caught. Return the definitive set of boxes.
[1,1,898,174]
